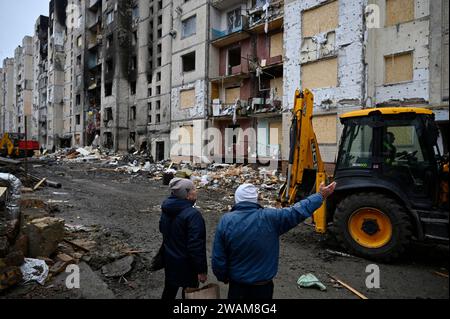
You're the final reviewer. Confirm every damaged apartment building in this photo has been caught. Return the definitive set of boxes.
[14,37,34,136]
[1,58,15,133]
[283,0,449,164]
[32,16,50,146]
[1,0,448,165]
[208,0,285,164]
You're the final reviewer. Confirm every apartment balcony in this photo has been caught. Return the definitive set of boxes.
[248,0,284,33]
[211,100,250,118]
[211,65,250,84]
[211,16,249,48]
[211,0,246,10]
[250,97,282,116]
[88,35,103,50]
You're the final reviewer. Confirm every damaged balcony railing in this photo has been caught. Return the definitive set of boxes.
[212,15,249,41]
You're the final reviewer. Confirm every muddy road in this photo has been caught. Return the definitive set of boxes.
[8,161,449,299]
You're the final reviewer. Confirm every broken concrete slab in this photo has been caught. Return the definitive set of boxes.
[101,255,134,278]
[52,262,115,299]
[24,217,65,258]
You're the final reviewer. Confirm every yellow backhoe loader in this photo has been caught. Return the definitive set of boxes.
[280,89,449,261]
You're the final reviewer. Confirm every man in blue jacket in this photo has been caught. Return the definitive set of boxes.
[160,178,208,299]
[212,182,336,299]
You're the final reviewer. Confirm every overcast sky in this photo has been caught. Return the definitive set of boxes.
[0,0,49,62]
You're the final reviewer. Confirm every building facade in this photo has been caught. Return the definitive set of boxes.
[1,0,448,164]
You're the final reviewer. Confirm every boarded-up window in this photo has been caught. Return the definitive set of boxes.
[270,77,283,98]
[302,1,339,38]
[180,89,195,109]
[269,121,282,146]
[179,125,194,144]
[386,0,414,27]
[313,114,337,144]
[270,33,283,57]
[302,58,338,89]
[211,83,219,100]
[384,52,413,84]
[225,87,240,104]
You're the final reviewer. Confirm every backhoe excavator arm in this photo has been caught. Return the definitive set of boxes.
[279,89,328,233]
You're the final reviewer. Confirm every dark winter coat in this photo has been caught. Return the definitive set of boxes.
[160,195,207,287]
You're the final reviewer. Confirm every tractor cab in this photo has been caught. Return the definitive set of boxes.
[335,108,446,210]
[329,107,448,260]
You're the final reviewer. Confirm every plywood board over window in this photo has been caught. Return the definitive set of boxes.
[269,121,283,146]
[384,52,413,84]
[180,89,195,109]
[386,0,414,27]
[179,125,194,144]
[313,114,337,144]
[270,33,283,57]
[225,87,241,104]
[302,58,338,89]
[270,77,283,98]
[302,1,339,38]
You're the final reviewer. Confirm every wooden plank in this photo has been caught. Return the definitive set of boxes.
[328,274,368,299]
[33,178,47,191]
[434,271,449,278]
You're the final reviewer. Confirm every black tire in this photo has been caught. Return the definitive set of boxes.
[333,192,412,262]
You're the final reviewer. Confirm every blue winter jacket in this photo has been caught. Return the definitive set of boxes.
[160,196,207,287]
[212,193,323,284]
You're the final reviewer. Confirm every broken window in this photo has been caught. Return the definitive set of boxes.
[76,114,81,125]
[228,46,241,75]
[148,87,152,96]
[76,94,81,105]
[156,85,161,95]
[106,59,114,74]
[106,34,113,48]
[132,6,139,20]
[106,11,114,25]
[158,15,162,26]
[76,55,82,66]
[148,102,152,111]
[130,106,136,120]
[131,56,137,70]
[157,28,162,38]
[182,15,196,38]
[182,51,196,72]
[132,31,138,46]
[130,81,137,95]
[156,100,161,110]
[105,107,113,121]
[157,72,161,81]
[130,132,136,145]
[104,132,113,149]
[227,8,242,33]
[148,115,152,124]
[156,114,161,124]
[105,82,113,96]
[384,52,413,84]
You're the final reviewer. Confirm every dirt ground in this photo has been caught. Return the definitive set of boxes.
[3,161,449,299]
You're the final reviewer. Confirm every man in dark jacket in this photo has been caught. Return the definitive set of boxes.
[160,178,208,299]
[212,182,336,299]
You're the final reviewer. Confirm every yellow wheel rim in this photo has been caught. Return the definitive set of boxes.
[348,208,393,249]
